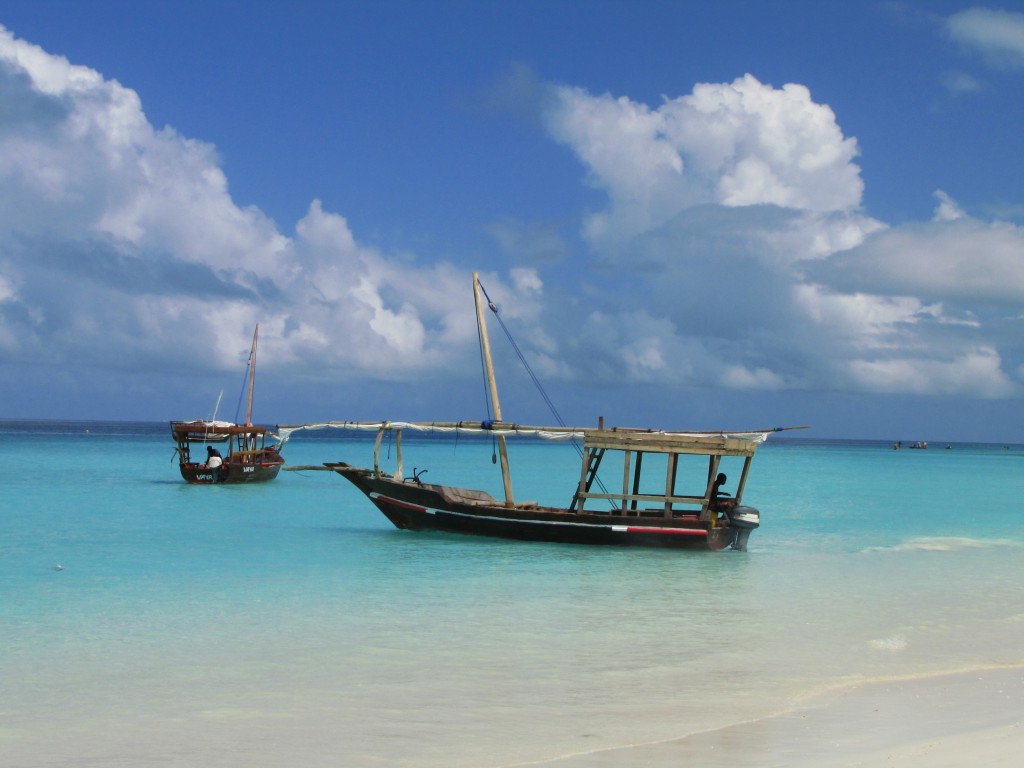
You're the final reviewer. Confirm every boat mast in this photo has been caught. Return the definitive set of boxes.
[473,273,514,507]
[245,324,258,427]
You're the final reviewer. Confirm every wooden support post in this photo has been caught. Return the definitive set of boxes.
[575,448,591,511]
[631,451,644,511]
[621,450,632,514]
[702,455,722,524]
[736,456,752,504]
[664,453,678,517]
[393,429,403,481]
[373,426,385,476]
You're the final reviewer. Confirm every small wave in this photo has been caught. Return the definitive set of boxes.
[869,634,908,651]
[863,537,1019,553]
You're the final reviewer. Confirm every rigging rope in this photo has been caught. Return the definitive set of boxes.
[478,280,567,429]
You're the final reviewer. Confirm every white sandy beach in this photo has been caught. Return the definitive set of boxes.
[530,666,1024,767]
[3,668,1021,768]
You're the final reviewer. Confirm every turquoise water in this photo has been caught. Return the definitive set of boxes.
[2,421,1024,767]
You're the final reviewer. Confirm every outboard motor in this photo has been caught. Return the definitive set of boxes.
[726,505,760,551]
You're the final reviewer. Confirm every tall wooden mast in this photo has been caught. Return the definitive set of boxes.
[245,324,258,427]
[472,273,514,507]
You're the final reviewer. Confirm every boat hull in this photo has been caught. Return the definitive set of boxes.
[330,464,740,551]
[178,452,284,484]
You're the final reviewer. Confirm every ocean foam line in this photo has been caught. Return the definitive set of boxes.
[862,536,1021,553]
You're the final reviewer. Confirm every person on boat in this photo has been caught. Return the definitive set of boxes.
[710,473,733,512]
[206,445,223,473]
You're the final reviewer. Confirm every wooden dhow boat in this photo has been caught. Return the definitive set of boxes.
[279,274,800,550]
[171,325,284,484]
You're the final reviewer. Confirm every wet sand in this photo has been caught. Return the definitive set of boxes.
[529,666,1024,767]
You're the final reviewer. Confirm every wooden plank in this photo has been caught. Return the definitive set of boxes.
[577,491,706,506]
[583,432,758,456]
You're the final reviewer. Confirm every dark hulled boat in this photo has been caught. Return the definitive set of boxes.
[313,421,771,551]
[171,421,283,484]
[171,324,284,484]
[279,274,797,550]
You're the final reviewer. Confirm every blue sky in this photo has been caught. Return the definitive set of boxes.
[1,1,1023,441]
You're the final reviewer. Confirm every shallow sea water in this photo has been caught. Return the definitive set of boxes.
[2,421,1023,767]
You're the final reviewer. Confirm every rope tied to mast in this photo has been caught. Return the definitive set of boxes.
[476,277,613,505]
[477,279,568,431]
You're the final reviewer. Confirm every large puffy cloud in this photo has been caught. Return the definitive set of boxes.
[544,74,864,244]
[0,26,537,389]
[539,75,1022,399]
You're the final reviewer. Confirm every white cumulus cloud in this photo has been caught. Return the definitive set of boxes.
[544,74,864,244]
[2,21,1023,420]
[0,25,536,390]
[540,75,1023,399]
